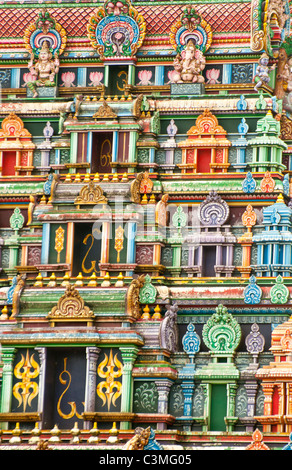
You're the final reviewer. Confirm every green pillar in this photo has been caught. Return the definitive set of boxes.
[128,132,137,173]
[0,347,16,430]
[128,64,135,86]
[119,346,139,430]
[70,132,78,171]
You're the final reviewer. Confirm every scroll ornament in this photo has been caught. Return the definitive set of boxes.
[47,285,94,323]
[202,304,241,353]
[270,275,290,304]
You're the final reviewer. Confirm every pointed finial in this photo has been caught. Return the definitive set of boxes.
[75,272,84,287]
[87,422,100,444]
[101,272,111,287]
[141,304,151,320]
[106,422,119,444]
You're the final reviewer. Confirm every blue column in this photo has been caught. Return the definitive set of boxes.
[11,69,20,88]
[87,132,92,167]
[155,66,164,85]
[77,68,87,87]
[223,64,232,84]
[112,131,118,172]
[181,381,195,417]
[41,223,50,268]
[126,222,136,260]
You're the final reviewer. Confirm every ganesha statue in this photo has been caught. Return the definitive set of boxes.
[171,39,206,84]
[26,40,59,98]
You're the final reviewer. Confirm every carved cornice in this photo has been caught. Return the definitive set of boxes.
[47,285,94,326]
[74,181,108,206]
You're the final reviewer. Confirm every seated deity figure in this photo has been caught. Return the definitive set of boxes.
[171,39,206,84]
[253,52,276,92]
[26,40,60,98]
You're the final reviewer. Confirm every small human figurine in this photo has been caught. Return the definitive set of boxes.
[171,39,205,84]
[253,52,276,92]
[26,40,60,98]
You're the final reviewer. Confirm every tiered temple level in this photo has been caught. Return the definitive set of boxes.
[0,0,292,450]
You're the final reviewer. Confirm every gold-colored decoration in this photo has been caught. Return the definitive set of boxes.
[13,350,40,412]
[81,233,99,275]
[47,273,57,288]
[47,285,94,326]
[27,195,36,226]
[100,139,112,169]
[57,357,84,420]
[106,422,120,444]
[123,426,151,450]
[130,172,144,203]
[155,194,169,226]
[251,30,265,52]
[9,423,22,444]
[114,225,124,262]
[140,171,153,194]
[11,274,26,319]
[280,114,292,140]
[116,70,128,92]
[141,304,151,320]
[55,226,65,263]
[126,275,145,319]
[87,422,100,444]
[92,101,117,120]
[74,181,108,206]
[0,305,9,321]
[97,349,123,411]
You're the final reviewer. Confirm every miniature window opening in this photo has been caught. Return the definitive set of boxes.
[72,222,102,277]
[91,132,113,174]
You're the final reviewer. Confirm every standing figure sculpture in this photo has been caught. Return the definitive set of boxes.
[27,40,60,98]
[171,39,205,84]
[253,52,276,92]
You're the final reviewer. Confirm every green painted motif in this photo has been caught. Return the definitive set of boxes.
[9,208,24,231]
[202,304,241,354]
[270,275,290,304]
[138,274,157,304]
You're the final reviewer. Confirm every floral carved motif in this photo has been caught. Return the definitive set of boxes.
[199,191,229,226]
[47,285,94,325]
[126,275,145,319]
[202,304,241,354]
[87,0,146,61]
[0,113,32,139]
[74,181,108,205]
[270,275,290,304]
[242,204,257,230]
[260,171,275,193]
[245,428,270,450]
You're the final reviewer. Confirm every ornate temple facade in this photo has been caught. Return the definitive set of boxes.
[0,0,292,451]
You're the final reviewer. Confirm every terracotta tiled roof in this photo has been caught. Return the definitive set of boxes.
[139,3,251,34]
[0,3,251,39]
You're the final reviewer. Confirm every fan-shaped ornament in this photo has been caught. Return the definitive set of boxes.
[87,0,146,61]
[170,5,212,54]
[202,304,241,354]
[23,9,67,57]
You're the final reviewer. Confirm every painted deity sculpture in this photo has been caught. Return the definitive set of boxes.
[27,40,60,98]
[253,52,276,92]
[171,39,205,84]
